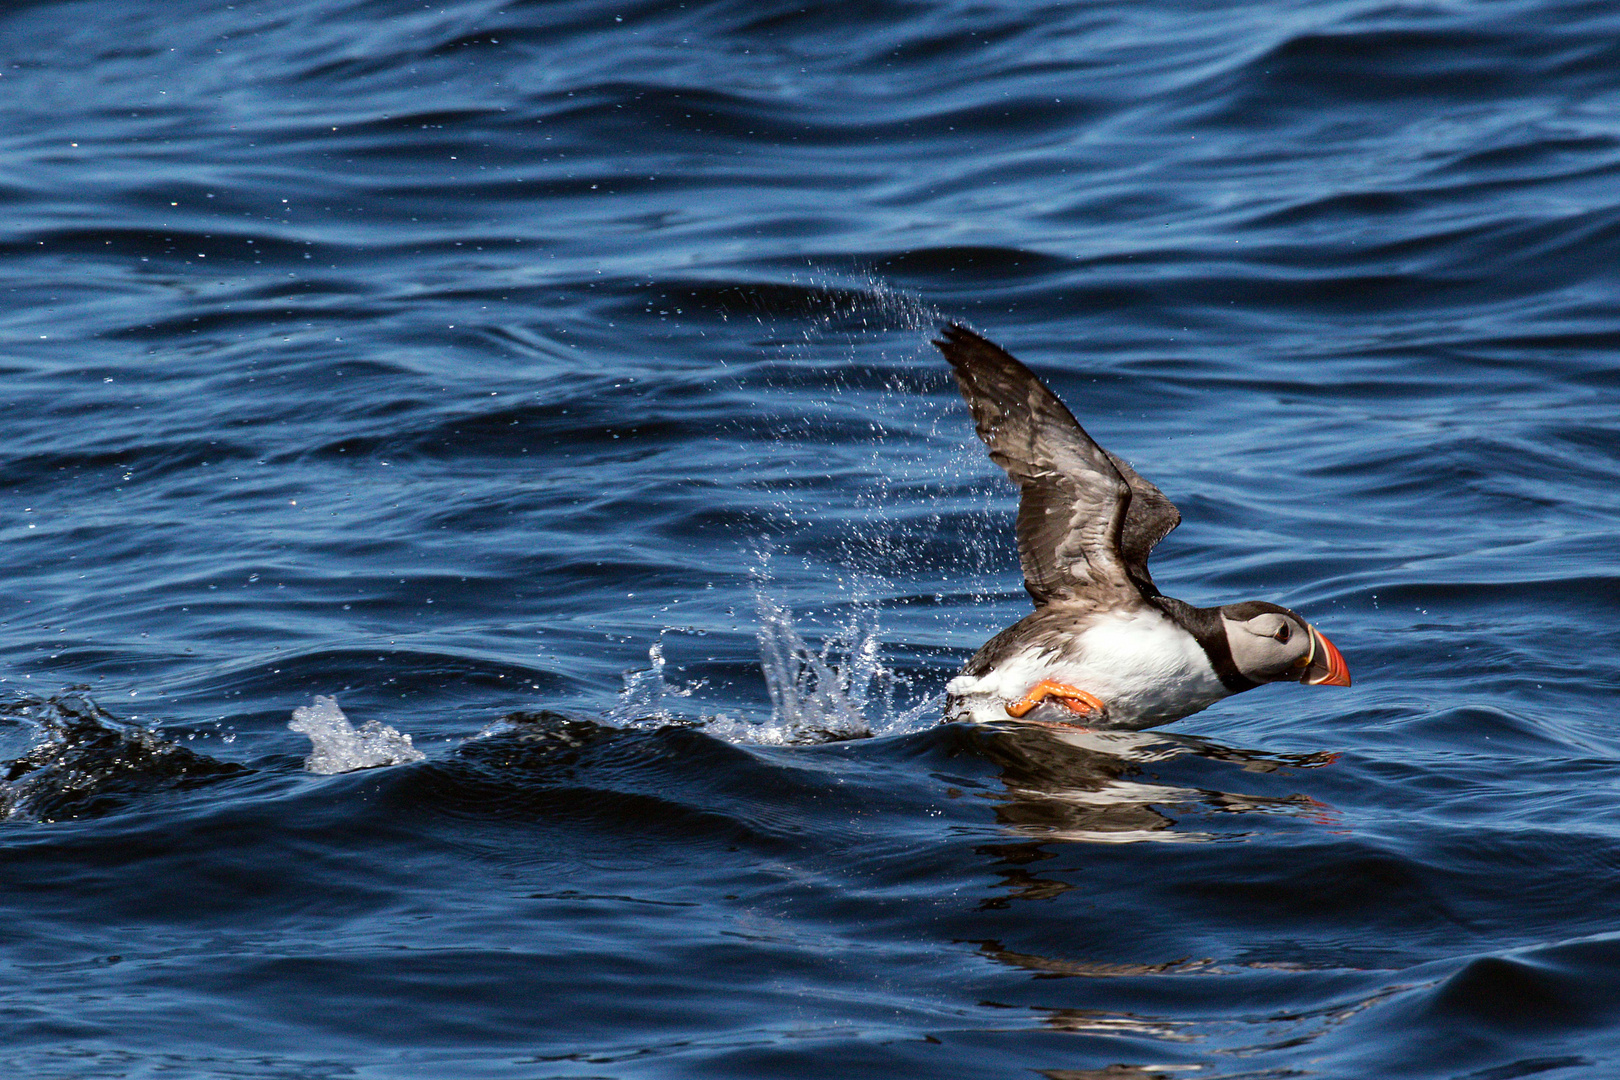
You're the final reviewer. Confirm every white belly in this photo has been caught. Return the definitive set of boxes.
[947,608,1230,729]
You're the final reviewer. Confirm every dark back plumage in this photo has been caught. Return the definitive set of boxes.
[933,324,1181,607]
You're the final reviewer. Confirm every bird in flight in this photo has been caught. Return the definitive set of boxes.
[934,324,1350,730]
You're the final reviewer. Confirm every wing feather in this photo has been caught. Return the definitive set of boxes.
[934,324,1179,605]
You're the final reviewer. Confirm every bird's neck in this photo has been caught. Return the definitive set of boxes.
[1148,595,1259,693]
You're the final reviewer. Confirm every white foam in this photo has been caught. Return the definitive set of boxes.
[288,695,424,774]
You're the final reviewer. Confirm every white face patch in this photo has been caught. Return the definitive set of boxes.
[1224,611,1314,682]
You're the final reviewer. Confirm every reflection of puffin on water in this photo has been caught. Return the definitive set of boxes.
[935,325,1351,730]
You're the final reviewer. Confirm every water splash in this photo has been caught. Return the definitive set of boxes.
[603,582,942,746]
[751,587,876,741]
[608,633,708,726]
[615,284,967,744]
[719,266,943,338]
[803,268,944,337]
[288,696,424,774]
[702,580,943,746]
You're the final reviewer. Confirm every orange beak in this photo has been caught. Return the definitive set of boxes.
[1301,625,1351,686]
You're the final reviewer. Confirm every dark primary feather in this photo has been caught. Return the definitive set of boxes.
[1101,450,1180,596]
[933,324,1180,606]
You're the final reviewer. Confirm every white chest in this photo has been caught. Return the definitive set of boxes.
[947,608,1230,728]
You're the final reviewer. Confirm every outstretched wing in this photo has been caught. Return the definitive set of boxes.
[934,324,1179,606]
[1101,449,1180,597]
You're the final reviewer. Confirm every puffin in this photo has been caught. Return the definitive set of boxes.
[935,324,1350,730]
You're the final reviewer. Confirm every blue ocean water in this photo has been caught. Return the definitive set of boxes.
[3,0,1620,1076]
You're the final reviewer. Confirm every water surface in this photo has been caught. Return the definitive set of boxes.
[3,1,1620,1077]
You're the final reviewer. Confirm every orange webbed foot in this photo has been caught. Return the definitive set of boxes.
[1005,680,1107,721]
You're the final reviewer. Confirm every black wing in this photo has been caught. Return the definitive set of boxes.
[933,324,1180,606]
[1101,449,1180,597]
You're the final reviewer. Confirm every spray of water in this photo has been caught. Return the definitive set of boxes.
[686,591,937,746]
[751,586,875,740]
[607,632,711,727]
[607,276,1000,744]
[288,695,425,774]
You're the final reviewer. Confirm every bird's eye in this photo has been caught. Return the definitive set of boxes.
[1274,624,1291,643]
